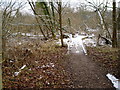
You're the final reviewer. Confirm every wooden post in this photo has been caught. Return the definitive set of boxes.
[117,1,120,48]
[112,0,117,48]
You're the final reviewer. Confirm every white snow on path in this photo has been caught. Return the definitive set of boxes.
[57,33,94,55]
[106,73,120,89]
[70,34,87,55]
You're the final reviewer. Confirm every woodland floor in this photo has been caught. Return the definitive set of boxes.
[61,45,117,88]
[2,36,120,89]
[87,46,120,79]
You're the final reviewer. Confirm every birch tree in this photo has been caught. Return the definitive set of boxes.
[85,0,112,45]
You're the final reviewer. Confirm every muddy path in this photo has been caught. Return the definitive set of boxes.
[63,46,115,88]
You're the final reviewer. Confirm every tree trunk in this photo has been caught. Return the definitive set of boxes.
[2,37,6,61]
[112,0,117,48]
[58,1,64,47]
[97,10,111,39]
[35,17,48,40]
[97,34,101,46]
[0,11,2,89]
[27,1,47,40]
[117,2,120,48]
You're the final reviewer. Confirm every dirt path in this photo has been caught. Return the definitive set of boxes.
[64,45,115,88]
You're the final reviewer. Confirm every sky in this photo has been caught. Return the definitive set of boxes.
[2,0,120,14]
[21,0,120,14]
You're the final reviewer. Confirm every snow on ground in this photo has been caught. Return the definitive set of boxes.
[13,32,96,54]
[57,33,96,55]
[71,34,87,54]
[12,32,96,47]
[87,28,99,32]
[83,38,96,47]
[14,65,26,76]
[41,63,55,68]
[12,32,43,37]
[106,73,120,89]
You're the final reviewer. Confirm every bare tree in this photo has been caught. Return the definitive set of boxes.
[28,0,64,46]
[0,2,2,89]
[1,1,25,60]
[85,0,112,45]
[117,1,120,48]
[58,1,64,47]
[112,0,117,48]
[27,0,48,40]
[0,1,25,89]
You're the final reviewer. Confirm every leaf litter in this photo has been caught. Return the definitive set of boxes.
[2,36,71,88]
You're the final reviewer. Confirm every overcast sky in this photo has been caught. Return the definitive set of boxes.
[5,0,120,14]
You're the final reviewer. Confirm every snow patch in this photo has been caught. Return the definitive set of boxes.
[14,72,20,76]
[20,65,26,70]
[39,75,43,79]
[71,34,87,54]
[12,32,43,37]
[35,61,39,63]
[87,28,99,32]
[83,38,96,47]
[40,63,55,68]
[18,42,22,45]
[106,73,120,89]
[14,65,26,76]
[57,33,90,55]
